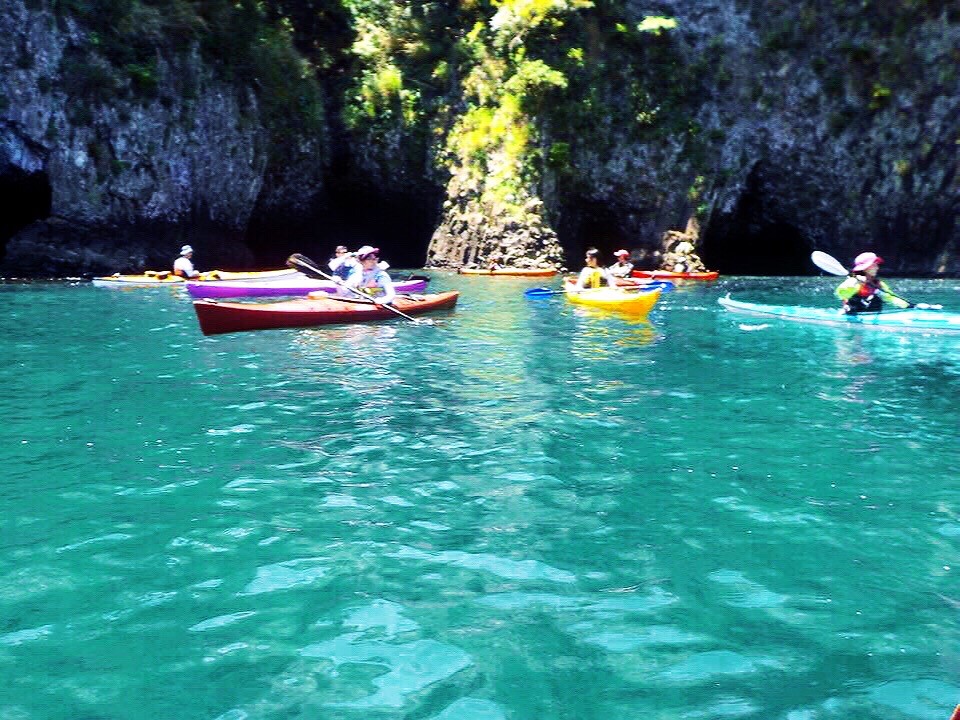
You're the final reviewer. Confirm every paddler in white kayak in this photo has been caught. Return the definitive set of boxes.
[836,252,911,315]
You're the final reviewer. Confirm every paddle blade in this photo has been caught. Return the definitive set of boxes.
[524,287,562,298]
[287,253,329,280]
[811,251,849,276]
[621,280,674,293]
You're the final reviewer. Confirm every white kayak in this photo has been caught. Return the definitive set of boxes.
[718,296,960,334]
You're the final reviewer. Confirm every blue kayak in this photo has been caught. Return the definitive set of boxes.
[718,296,960,334]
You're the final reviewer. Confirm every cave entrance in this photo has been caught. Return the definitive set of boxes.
[246,174,442,270]
[701,170,812,276]
[555,199,635,266]
[318,177,442,269]
[0,168,51,259]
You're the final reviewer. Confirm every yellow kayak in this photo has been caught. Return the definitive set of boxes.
[563,280,661,315]
[92,268,297,288]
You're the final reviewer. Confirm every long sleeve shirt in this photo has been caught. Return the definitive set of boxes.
[836,276,910,308]
[344,266,396,304]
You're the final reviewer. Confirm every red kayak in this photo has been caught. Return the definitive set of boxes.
[631,269,719,281]
[194,292,460,335]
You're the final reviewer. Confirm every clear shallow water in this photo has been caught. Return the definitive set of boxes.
[0,274,958,720]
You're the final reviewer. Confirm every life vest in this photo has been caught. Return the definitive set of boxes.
[583,268,604,288]
[846,279,884,314]
[358,268,388,295]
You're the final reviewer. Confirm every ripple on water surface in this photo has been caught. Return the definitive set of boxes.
[1,278,959,719]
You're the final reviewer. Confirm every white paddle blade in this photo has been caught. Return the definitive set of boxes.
[811,251,849,276]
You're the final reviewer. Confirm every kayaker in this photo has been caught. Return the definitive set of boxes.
[329,245,360,281]
[344,245,396,304]
[575,247,619,290]
[836,252,911,314]
[173,245,200,278]
[608,249,634,278]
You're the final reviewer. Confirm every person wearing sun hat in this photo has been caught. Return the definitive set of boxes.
[608,249,634,278]
[328,244,361,281]
[342,245,396,304]
[836,251,911,314]
[173,244,200,278]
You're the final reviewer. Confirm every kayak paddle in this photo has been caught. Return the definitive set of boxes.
[286,253,425,324]
[810,251,942,310]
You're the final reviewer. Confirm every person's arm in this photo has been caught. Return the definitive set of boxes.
[376,270,396,304]
[836,276,860,301]
[574,267,590,290]
[878,281,911,308]
[342,266,363,290]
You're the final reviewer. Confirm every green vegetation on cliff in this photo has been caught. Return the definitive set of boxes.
[53,0,325,143]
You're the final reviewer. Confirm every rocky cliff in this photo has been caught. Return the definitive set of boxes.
[0,0,325,275]
[0,0,957,277]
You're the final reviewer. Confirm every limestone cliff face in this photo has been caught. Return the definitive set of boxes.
[425,0,960,276]
[1,0,957,277]
[0,0,325,275]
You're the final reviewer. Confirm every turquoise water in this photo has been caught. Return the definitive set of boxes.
[1,274,958,720]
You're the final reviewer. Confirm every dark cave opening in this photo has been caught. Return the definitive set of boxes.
[317,177,442,269]
[555,199,637,267]
[247,174,442,271]
[700,172,813,276]
[0,168,52,257]
[702,219,811,276]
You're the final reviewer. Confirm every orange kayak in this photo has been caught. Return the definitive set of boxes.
[459,268,557,277]
[193,291,459,335]
[630,269,719,281]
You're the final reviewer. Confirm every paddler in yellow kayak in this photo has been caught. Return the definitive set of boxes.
[575,247,620,290]
[836,252,911,314]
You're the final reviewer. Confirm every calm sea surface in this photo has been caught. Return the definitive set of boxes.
[1,273,958,720]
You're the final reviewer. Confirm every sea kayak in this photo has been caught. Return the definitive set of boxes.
[186,275,429,299]
[564,280,661,314]
[459,267,558,277]
[631,269,719,281]
[92,268,297,288]
[719,296,960,334]
[193,291,460,335]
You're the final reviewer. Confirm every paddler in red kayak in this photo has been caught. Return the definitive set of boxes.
[574,247,620,290]
[343,245,396,304]
[836,252,911,314]
[608,249,634,278]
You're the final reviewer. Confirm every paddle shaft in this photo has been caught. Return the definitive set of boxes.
[287,254,420,323]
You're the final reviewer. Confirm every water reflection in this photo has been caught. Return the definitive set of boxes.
[567,308,658,359]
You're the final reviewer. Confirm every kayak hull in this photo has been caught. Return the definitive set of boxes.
[564,281,661,314]
[186,276,428,298]
[93,268,297,288]
[194,291,460,335]
[630,270,719,281]
[459,268,557,277]
[719,296,960,333]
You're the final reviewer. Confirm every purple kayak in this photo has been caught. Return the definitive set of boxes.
[186,274,429,299]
